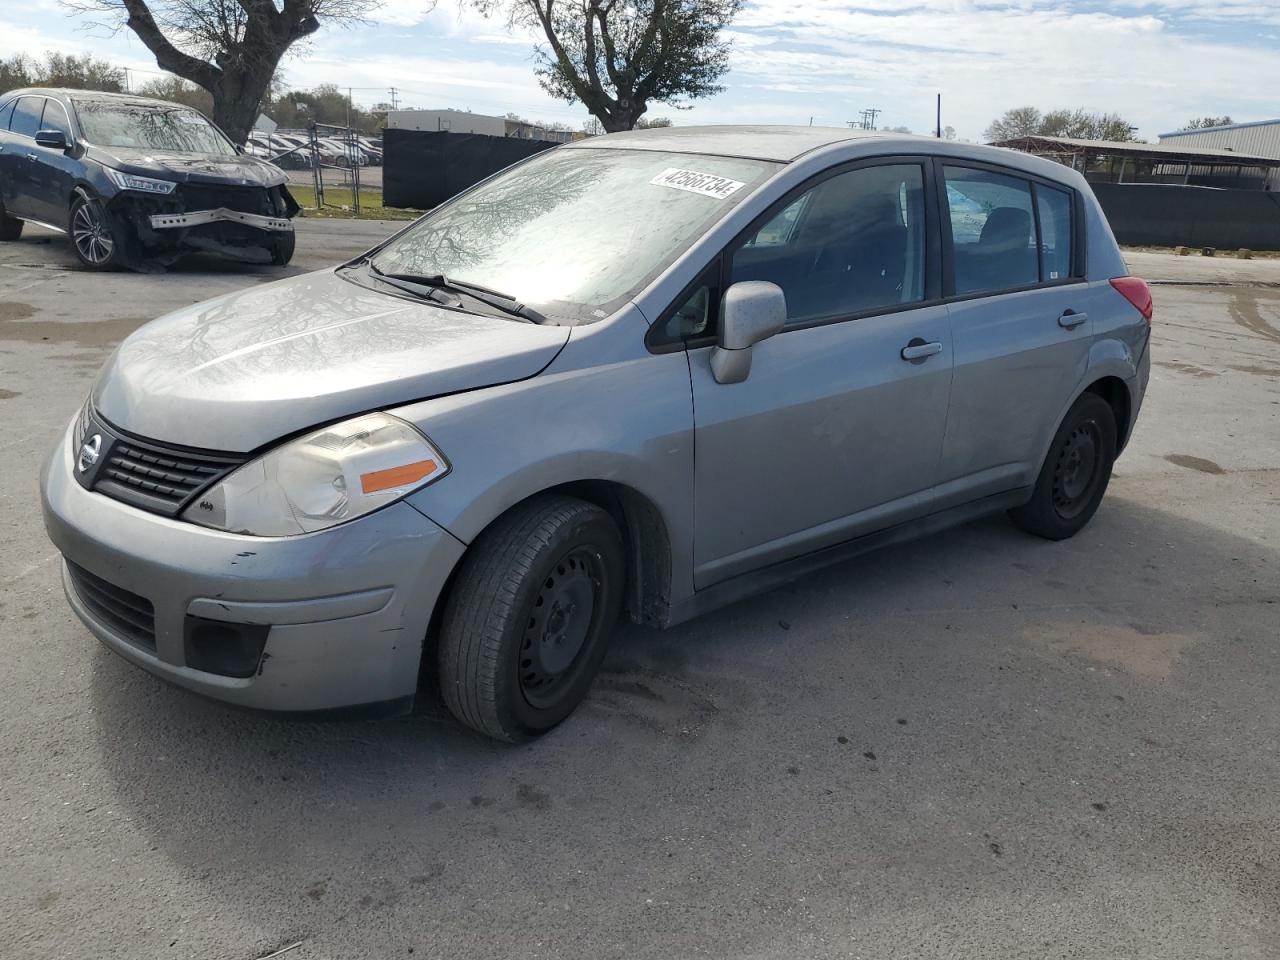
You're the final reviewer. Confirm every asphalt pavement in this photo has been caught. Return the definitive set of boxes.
[2,222,1279,960]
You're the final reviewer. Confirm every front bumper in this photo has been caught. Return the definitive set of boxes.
[148,208,294,233]
[41,422,466,713]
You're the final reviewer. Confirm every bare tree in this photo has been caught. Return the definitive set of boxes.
[477,0,741,132]
[1,51,125,95]
[1181,116,1233,131]
[64,0,380,143]
[986,106,1138,143]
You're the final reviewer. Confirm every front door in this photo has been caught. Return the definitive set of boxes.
[687,160,953,589]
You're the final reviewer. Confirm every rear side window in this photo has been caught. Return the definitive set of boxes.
[0,100,14,131]
[730,163,927,325]
[40,99,71,139]
[944,166,1037,295]
[1036,184,1074,281]
[10,97,43,139]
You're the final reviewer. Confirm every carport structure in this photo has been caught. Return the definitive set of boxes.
[991,135,1280,190]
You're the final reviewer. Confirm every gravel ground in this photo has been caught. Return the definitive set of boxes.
[1,224,1278,960]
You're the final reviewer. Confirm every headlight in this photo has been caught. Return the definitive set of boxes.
[105,169,177,194]
[182,413,449,537]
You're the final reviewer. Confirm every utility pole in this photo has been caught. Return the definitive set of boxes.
[856,108,880,130]
[389,87,400,110]
[123,68,131,93]
[936,93,942,138]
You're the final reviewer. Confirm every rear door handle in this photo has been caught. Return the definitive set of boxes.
[1058,309,1088,329]
[901,338,943,361]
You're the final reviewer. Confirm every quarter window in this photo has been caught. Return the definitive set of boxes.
[1036,184,1074,281]
[10,97,43,139]
[730,164,926,324]
[40,99,71,140]
[0,99,14,131]
[944,166,1038,295]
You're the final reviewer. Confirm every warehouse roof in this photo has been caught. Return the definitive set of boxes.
[1159,119,1280,138]
[990,135,1280,168]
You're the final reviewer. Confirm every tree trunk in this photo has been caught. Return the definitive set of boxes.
[209,63,278,144]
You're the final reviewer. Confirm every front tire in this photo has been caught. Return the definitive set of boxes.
[68,194,129,270]
[269,230,295,266]
[438,495,625,742]
[1009,392,1117,540]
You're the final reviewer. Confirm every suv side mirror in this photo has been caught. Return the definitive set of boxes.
[710,281,787,384]
[34,129,69,151]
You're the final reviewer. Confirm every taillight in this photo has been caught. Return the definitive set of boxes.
[1110,276,1153,323]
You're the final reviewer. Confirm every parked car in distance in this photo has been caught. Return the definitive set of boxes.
[43,126,1152,742]
[248,133,312,170]
[0,89,298,269]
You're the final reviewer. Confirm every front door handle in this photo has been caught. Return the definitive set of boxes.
[901,338,943,361]
[1057,309,1088,329]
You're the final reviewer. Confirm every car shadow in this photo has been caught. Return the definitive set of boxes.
[86,492,1280,954]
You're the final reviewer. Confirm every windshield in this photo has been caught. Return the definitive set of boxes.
[73,100,234,155]
[368,148,780,323]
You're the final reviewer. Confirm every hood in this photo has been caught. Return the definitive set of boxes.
[89,146,288,188]
[92,269,570,452]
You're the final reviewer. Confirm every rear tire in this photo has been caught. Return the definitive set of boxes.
[1009,392,1117,540]
[437,495,625,742]
[0,195,22,241]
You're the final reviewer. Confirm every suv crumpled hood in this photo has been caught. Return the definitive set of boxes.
[89,146,288,188]
[92,269,570,452]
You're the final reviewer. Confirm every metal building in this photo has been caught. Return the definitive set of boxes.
[1159,120,1280,188]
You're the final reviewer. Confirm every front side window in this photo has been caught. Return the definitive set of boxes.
[944,166,1038,295]
[73,100,234,155]
[730,163,927,325]
[1037,184,1074,281]
[10,97,43,139]
[369,149,779,324]
[40,99,71,139]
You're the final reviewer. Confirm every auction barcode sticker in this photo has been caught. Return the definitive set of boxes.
[650,168,745,200]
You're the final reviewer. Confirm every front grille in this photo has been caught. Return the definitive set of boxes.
[177,183,275,216]
[67,561,156,651]
[77,411,248,517]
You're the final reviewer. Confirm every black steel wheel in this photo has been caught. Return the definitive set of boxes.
[68,194,126,270]
[1009,392,1118,540]
[438,495,624,742]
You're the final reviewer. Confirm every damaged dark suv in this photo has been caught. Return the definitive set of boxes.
[0,89,298,269]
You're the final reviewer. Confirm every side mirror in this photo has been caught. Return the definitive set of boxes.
[34,129,69,151]
[710,281,787,384]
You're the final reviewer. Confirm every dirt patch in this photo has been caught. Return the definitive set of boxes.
[1156,359,1219,379]
[1165,454,1226,475]
[1026,621,1199,680]
[1228,363,1280,377]
[0,389,20,399]
[1228,290,1280,344]
[0,314,148,347]
[0,302,36,322]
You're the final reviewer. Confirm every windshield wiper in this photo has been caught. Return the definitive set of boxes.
[366,263,546,324]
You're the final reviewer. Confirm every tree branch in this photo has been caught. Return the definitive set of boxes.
[119,0,221,87]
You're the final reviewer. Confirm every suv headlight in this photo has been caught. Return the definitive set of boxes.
[105,169,177,194]
[182,413,449,537]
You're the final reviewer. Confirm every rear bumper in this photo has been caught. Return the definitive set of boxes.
[42,422,466,712]
[148,207,294,232]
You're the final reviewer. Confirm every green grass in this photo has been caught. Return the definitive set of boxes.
[290,185,422,221]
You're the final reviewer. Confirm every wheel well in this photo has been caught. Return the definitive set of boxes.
[546,480,673,628]
[1084,376,1132,450]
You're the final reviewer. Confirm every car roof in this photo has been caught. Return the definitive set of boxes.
[566,123,1087,187]
[2,88,194,113]
[566,125,891,162]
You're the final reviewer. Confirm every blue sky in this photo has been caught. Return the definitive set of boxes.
[6,0,1280,140]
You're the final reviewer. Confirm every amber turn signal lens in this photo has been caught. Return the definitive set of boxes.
[360,458,438,494]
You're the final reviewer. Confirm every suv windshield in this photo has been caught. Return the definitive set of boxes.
[73,100,234,155]
[368,148,780,323]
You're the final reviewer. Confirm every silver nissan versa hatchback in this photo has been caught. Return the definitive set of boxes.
[42,126,1153,742]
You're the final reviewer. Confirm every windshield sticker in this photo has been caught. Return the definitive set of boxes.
[650,168,745,200]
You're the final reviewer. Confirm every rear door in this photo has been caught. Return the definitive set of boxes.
[684,159,953,588]
[934,163,1094,509]
[1,96,45,219]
